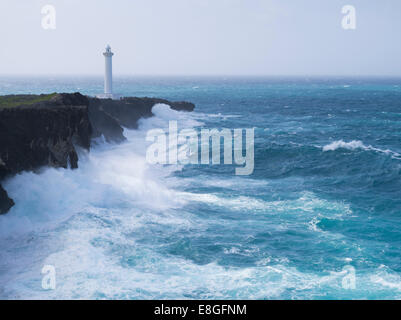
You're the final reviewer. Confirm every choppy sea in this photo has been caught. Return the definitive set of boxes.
[1,76,401,299]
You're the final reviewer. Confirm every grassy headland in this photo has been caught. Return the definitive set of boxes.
[0,93,57,108]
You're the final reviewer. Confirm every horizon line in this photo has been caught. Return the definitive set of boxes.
[1,74,401,79]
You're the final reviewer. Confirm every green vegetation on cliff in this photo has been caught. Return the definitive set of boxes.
[0,93,57,108]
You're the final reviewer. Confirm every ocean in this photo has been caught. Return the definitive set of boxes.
[0,76,401,299]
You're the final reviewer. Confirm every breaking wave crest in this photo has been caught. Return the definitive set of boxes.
[322,140,401,158]
[0,102,400,299]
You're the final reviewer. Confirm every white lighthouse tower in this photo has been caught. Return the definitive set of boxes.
[103,45,114,98]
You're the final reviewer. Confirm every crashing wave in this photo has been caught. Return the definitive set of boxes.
[322,140,401,159]
[323,140,367,152]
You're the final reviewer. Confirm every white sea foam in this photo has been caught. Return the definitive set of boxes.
[180,190,351,217]
[0,104,200,237]
[139,103,203,131]
[322,140,401,158]
[0,104,398,299]
[177,176,270,189]
[323,140,368,152]
[0,104,202,298]
[0,219,383,300]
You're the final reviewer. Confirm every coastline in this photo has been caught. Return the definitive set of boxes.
[0,92,195,214]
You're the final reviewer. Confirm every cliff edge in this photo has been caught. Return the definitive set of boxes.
[0,92,194,214]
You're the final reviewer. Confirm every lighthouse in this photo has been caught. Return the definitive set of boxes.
[97,45,120,99]
[103,45,114,98]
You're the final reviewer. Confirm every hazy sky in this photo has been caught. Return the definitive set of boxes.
[0,0,400,76]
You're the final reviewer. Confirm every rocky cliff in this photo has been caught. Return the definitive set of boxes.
[88,96,195,142]
[0,92,194,214]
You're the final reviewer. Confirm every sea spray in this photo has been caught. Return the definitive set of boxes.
[1,77,401,299]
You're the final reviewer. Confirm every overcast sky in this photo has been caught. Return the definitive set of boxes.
[0,0,400,76]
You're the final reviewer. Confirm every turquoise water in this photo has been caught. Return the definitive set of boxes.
[1,76,401,299]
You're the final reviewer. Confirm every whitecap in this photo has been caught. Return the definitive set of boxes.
[322,140,401,159]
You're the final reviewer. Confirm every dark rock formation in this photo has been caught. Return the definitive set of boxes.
[0,93,92,214]
[0,92,195,214]
[0,93,91,175]
[0,184,14,214]
[88,98,126,143]
[88,98,125,142]
[91,97,195,130]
